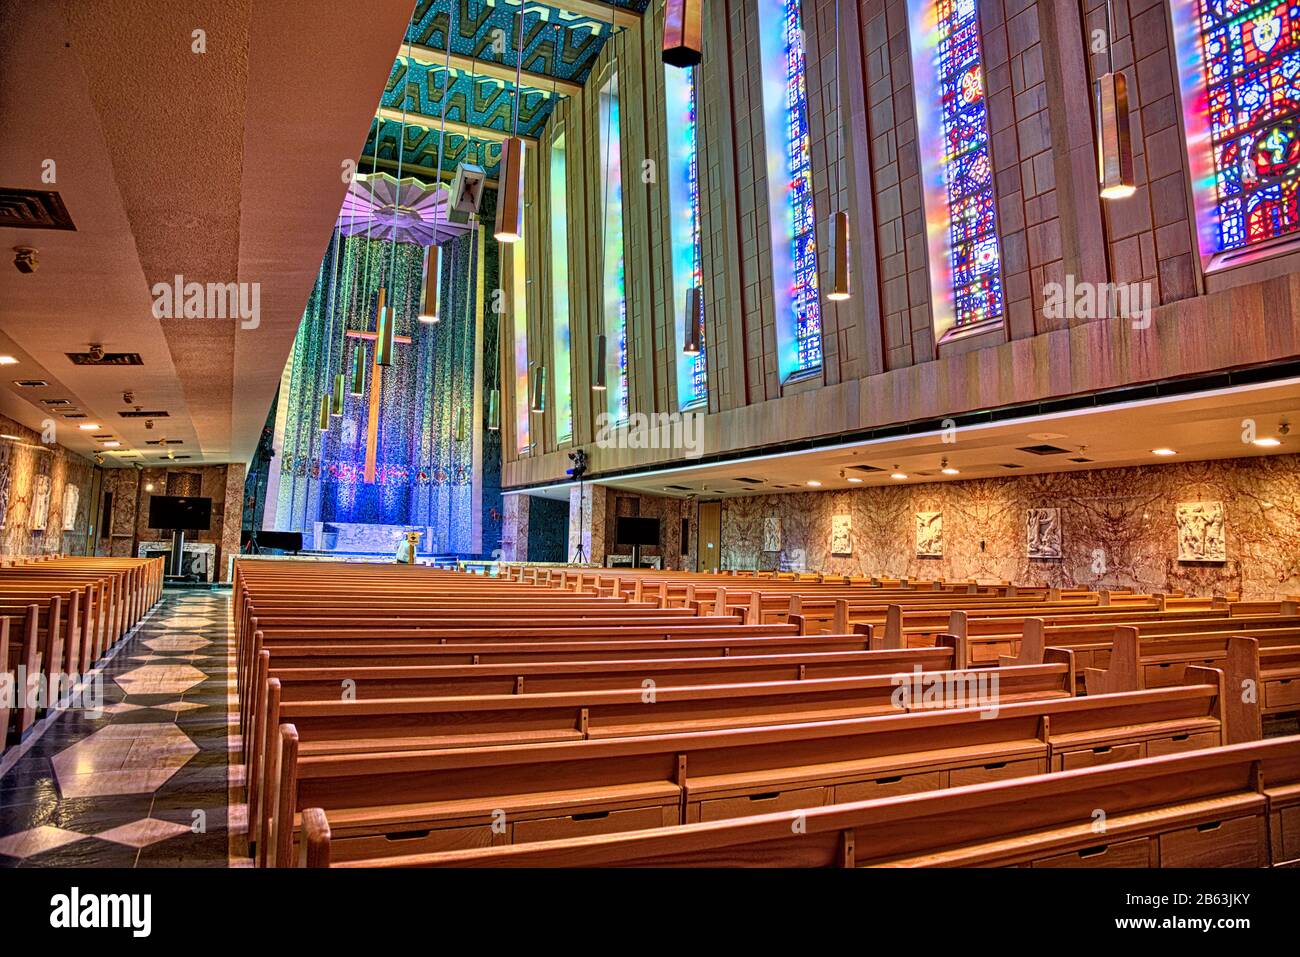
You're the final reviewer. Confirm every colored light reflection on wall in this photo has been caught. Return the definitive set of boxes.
[756,0,823,381]
[513,206,530,454]
[908,0,1004,341]
[1171,0,1300,269]
[666,63,708,410]
[600,74,629,423]
[550,134,574,441]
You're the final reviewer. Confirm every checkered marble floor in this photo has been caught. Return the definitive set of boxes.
[0,590,243,867]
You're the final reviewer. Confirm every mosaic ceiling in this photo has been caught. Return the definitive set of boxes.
[360,0,649,182]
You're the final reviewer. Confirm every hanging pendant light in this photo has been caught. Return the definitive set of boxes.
[592,333,608,391]
[454,406,466,442]
[486,387,501,431]
[496,137,525,243]
[495,12,526,243]
[418,245,441,323]
[331,375,345,415]
[663,0,703,67]
[530,365,547,413]
[1097,71,1135,200]
[318,394,331,431]
[375,286,395,366]
[683,286,703,355]
[827,0,852,302]
[829,211,850,300]
[350,343,365,395]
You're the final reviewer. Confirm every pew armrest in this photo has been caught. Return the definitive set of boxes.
[299,808,331,868]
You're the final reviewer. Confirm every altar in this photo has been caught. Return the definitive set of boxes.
[312,522,437,556]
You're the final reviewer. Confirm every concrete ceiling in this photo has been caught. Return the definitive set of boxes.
[515,377,1300,501]
[0,0,413,467]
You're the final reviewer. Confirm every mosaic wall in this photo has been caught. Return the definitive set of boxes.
[272,194,499,557]
[716,455,1300,599]
[0,414,95,558]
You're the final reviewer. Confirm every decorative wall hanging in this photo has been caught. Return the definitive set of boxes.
[30,473,51,531]
[62,483,80,531]
[762,513,782,552]
[915,511,943,557]
[830,514,851,555]
[1177,501,1226,562]
[1026,507,1061,559]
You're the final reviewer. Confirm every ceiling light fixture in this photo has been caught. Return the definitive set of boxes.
[1253,437,1282,447]
[102,440,121,448]
[1096,1,1135,200]
[0,433,18,441]
[891,468,908,480]
[827,0,851,301]
[1152,448,1177,456]
[806,480,822,487]
[78,423,99,430]
[940,456,959,475]
[0,356,16,365]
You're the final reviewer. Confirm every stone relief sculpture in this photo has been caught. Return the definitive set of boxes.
[830,514,851,555]
[915,511,943,557]
[1026,507,1062,559]
[1177,501,1226,562]
[762,514,782,552]
[63,483,80,531]
[30,473,51,531]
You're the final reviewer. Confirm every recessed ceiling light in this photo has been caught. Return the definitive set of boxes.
[0,433,18,441]
[1151,448,1177,456]
[1253,437,1282,447]
[102,440,121,448]
[847,476,863,483]
[0,356,17,365]
[78,423,100,430]
[891,472,908,480]
[806,480,822,487]
[941,466,960,475]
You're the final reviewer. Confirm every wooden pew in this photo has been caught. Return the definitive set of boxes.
[324,735,1300,868]
[286,679,1256,868]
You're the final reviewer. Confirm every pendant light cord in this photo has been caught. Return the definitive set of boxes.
[388,32,414,293]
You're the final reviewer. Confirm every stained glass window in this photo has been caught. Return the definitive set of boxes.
[908,0,1004,338]
[550,133,573,441]
[665,63,707,409]
[1171,0,1300,266]
[756,0,823,381]
[600,74,629,423]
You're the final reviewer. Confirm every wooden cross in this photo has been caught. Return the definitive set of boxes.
[346,327,414,484]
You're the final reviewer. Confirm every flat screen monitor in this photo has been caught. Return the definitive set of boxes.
[615,516,660,547]
[148,495,213,531]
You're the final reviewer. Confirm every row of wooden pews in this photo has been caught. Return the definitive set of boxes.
[233,560,1298,868]
[0,555,164,755]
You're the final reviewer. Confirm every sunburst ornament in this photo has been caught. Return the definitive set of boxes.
[337,172,470,247]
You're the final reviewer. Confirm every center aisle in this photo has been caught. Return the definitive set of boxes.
[0,590,243,867]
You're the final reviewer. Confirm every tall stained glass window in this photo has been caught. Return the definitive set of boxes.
[908,0,1004,340]
[550,133,573,441]
[665,63,707,409]
[756,0,823,381]
[600,74,629,424]
[1171,0,1300,268]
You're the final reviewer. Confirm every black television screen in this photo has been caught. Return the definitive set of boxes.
[615,516,660,547]
[148,495,213,531]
